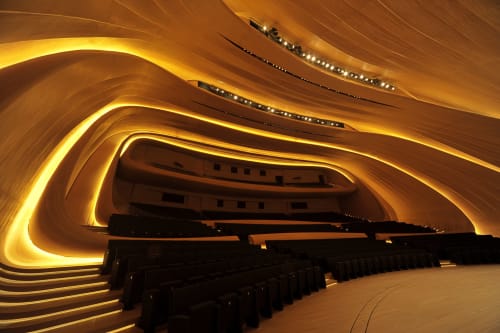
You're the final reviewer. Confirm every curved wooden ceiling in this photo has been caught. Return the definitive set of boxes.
[0,0,498,267]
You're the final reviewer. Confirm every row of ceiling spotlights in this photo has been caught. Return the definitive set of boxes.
[197,81,345,128]
[250,20,396,91]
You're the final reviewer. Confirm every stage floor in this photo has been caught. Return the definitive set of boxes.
[254,265,500,333]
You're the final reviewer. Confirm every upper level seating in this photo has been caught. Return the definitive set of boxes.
[100,239,325,333]
[341,220,435,235]
[215,222,342,240]
[266,238,438,282]
[131,202,368,222]
[391,233,500,264]
[131,203,203,220]
[108,214,222,238]
[203,211,289,220]
[289,212,367,222]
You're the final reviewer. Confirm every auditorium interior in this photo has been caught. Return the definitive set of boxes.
[0,1,499,332]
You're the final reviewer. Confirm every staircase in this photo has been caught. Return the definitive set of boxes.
[0,263,141,332]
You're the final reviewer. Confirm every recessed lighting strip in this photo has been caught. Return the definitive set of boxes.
[0,274,100,284]
[0,267,99,277]
[0,281,108,296]
[193,101,342,139]
[197,81,345,128]
[0,299,119,325]
[249,19,396,91]
[0,289,109,306]
[222,36,393,107]
[28,309,123,333]
[107,324,137,332]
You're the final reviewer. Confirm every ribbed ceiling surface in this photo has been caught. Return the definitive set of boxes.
[0,0,498,267]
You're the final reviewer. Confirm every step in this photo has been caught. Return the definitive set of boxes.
[0,281,110,302]
[82,225,109,234]
[0,296,123,332]
[440,260,457,268]
[0,289,122,317]
[0,266,101,281]
[0,271,104,287]
[0,262,102,274]
[112,325,147,333]
[29,304,141,333]
[0,274,109,292]
[79,306,142,333]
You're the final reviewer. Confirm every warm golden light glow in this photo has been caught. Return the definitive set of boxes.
[0,3,498,333]
[0,281,108,296]
[0,267,99,276]
[0,274,100,284]
[4,96,488,266]
[1,1,498,273]
[29,309,123,333]
[0,299,119,325]
[109,102,484,232]
[107,324,137,333]
[0,289,109,307]
[2,100,133,267]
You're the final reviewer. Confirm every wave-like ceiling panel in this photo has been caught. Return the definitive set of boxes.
[0,0,498,267]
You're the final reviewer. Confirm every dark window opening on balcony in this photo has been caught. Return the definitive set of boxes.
[291,202,308,209]
[162,193,185,204]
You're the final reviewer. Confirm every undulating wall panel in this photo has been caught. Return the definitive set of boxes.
[0,0,498,267]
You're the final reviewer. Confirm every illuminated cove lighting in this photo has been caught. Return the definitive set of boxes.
[8,97,487,267]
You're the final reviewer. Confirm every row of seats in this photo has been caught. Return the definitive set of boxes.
[446,246,500,264]
[120,252,289,309]
[108,214,222,238]
[266,238,439,282]
[131,203,203,220]
[140,260,323,333]
[341,221,435,234]
[100,240,325,333]
[109,245,263,290]
[215,222,341,240]
[108,212,439,240]
[102,233,500,332]
[130,202,367,222]
[102,239,258,274]
[206,211,366,222]
[325,249,436,282]
[391,233,500,264]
